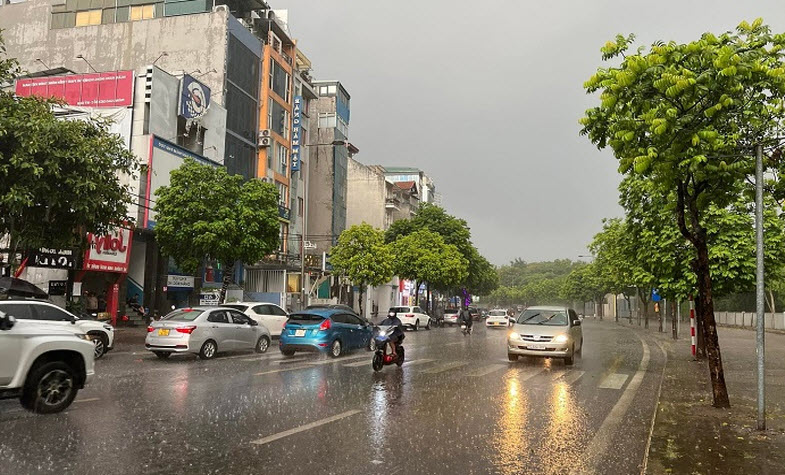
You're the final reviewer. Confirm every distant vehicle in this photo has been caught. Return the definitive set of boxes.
[507,306,583,365]
[223,302,287,336]
[145,307,271,360]
[386,306,431,331]
[468,307,481,321]
[279,308,374,358]
[0,310,95,414]
[0,300,115,359]
[443,308,460,326]
[485,309,513,328]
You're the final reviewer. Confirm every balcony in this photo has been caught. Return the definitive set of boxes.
[278,205,291,221]
[385,198,400,210]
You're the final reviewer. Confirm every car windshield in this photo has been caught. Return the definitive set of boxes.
[223,304,249,312]
[388,307,409,313]
[288,313,326,323]
[489,310,507,316]
[163,309,204,321]
[517,309,568,326]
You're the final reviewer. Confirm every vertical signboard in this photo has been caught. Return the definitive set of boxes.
[291,95,302,172]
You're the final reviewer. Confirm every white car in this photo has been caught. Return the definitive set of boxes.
[0,310,95,414]
[223,302,288,336]
[0,300,115,359]
[387,306,431,330]
[486,309,513,328]
[443,308,460,325]
[508,306,584,365]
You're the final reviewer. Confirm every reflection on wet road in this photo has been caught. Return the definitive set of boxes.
[0,319,666,474]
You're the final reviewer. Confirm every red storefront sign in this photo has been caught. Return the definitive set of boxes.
[15,70,134,107]
[83,227,133,273]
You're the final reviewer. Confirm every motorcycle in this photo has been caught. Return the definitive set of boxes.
[372,325,405,371]
[461,323,473,335]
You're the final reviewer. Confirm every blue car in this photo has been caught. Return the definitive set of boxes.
[279,308,374,358]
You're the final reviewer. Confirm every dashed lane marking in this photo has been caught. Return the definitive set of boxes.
[560,370,585,385]
[516,367,546,381]
[598,373,629,390]
[307,354,368,366]
[344,359,374,368]
[254,365,312,376]
[466,364,508,377]
[74,398,100,403]
[401,358,435,367]
[251,410,362,446]
[275,357,308,364]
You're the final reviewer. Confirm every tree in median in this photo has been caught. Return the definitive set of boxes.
[154,159,280,303]
[0,34,136,265]
[581,20,785,407]
[330,224,394,317]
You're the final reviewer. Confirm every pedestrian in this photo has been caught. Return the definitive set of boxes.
[85,291,98,313]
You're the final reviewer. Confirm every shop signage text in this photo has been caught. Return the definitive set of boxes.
[179,74,211,120]
[84,227,133,273]
[15,70,134,107]
[291,95,302,172]
[30,248,76,269]
[167,275,195,289]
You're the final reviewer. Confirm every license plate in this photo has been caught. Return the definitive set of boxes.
[528,344,545,350]
[158,329,170,336]
[295,329,306,337]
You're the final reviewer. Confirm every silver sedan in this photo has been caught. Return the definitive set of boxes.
[145,307,271,360]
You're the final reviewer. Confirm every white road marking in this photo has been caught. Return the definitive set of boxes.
[307,354,368,366]
[598,373,629,390]
[560,371,585,385]
[254,364,312,376]
[74,398,100,403]
[344,359,374,368]
[419,361,468,374]
[275,357,308,364]
[642,337,669,474]
[240,354,286,362]
[251,410,362,445]
[466,364,507,377]
[402,358,435,367]
[517,367,545,381]
[573,332,651,475]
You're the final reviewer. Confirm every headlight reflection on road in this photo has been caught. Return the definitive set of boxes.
[538,382,586,473]
[490,375,530,474]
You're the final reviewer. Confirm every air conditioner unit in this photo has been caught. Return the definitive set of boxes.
[259,136,272,148]
[259,129,272,138]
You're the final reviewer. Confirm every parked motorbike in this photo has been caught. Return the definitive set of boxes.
[372,325,405,371]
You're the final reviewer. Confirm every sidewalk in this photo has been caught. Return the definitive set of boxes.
[643,325,785,474]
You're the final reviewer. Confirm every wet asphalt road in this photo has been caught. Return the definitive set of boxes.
[0,319,666,475]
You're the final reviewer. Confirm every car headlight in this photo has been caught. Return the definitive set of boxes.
[553,334,569,344]
[75,333,91,341]
[508,332,520,340]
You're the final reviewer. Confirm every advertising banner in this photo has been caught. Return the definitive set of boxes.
[179,74,211,119]
[291,95,302,172]
[15,70,134,107]
[83,226,133,273]
[29,248,76,269]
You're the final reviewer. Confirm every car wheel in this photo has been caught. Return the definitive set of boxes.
[565,346,575,366]
[281,348,296,357]
[20,361,78,414]
[255,336,271,354]
[153,351,171,359]
[508,353,519,362]
[199,340,217,360]
[413,320,419,331]
[90,332,108,359]
[330,339,343,358]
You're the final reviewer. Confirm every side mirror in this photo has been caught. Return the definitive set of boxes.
[249,319,259,326]
[70,315,77,324]
[573,320,581,327]
[0,312,15,331]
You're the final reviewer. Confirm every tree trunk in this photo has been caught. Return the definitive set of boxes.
[219,260,234,304]
[658,300,664,333]
[767,289,776,323]
[358,284,364,318]
[624,295,632,323]
[671,300,678,340]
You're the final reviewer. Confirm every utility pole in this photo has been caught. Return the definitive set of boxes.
[755,143,766,431]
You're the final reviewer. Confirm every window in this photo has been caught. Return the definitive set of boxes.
[346,314,364,326]
[276,181,288,204]
[207,311,229,323]
[414,307,423,314]
[35,304,73,322]
[230,311,251,324]
[332,314,349,324]
[269,305,287,317]
[277,143,288,175]
[298,197,304,217]
[268,99,289,138]
[130,4,154,21]
[252,304,270,315]
[318,113,336,129]
[75,9,101,26]
[269,59,290,101]
[163,309,204,321]
[318,85,328,96]
[0,303,35,320]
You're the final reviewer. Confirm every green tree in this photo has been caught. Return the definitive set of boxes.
[561,264,607,317]
[0,34,137,266]
[580,20,785,407]
[330,223,394,316]
[154,159,280,303]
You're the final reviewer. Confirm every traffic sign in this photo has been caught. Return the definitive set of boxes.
[652,289,661,302]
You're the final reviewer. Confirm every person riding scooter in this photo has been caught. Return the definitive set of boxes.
[379,312,404,357]
[459,306,473,334]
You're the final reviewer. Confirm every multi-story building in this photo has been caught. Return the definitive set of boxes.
[380,166,438,205]
[346,161,418,230]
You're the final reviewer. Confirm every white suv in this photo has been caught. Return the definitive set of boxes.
[0,311,95,414]
[387,306,431,330]
[0,300,115,359]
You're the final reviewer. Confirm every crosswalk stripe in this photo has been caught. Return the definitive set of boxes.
[560,371,585,385]
[276,357,308,364]
[240,354,287,362]
[419,361,468,374]
[254,364,312,376]
[466,364,507,377]
[308,354,368,366]
[517,367,545,381]
[402,358,435,367]
[599,373,629,389]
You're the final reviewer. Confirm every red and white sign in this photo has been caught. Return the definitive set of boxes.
[83,227,133,273]
[15,70,134,108]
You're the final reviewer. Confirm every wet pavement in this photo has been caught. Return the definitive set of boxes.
[0,319,667,475]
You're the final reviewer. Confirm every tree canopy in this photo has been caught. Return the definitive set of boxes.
[154,159,280,302]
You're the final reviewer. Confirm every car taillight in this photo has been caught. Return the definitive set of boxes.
[147,326,154,333]
[318,319,331,331]
[282,320,288,329]
[176,326,197,334]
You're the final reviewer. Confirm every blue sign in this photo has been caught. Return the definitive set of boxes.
[652,289,661,302]
[291,95,302,172]
[179,74,211,120]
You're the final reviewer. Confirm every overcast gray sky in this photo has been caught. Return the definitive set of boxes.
[276,0,784,265]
